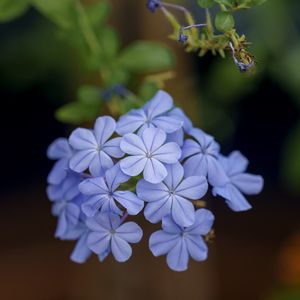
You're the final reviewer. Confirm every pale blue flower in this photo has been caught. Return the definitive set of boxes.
[79,163,144,217]
[149,209,214,272]
[86,212,143,262]
[212,151,264,211]
[116,90,183,136]
[120,127,181,184]
[137,162,208,226]
[181,128,228,186]
[69,116,124,177]
[47,172,84,238]
[47,138,73,185]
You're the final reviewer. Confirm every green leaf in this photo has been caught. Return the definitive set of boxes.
[197,0,215,8]
[214,0,234,7]
[32,0,77,29]
[251,0,267,6]
[118,41,175,73]
[56,85,102,124]
[138,81,159,102]
[98,27,120,60]
[85,0,110,27]
[281,121,300,193]
[215,11,235,32]
[0,0,29,22]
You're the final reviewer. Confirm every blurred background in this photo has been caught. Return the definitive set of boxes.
[1,0,300,299]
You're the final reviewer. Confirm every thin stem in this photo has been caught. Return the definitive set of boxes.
[161,2,189,13]
[182,24,206,30]
[75,0,102,55]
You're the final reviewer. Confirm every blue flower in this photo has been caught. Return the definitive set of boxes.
[47,138,73,185]
[212,151,264,211]
[149,209,214,272]
[47,171,84,238]
[86,212,143,262]
[116,90,183,136]
[79,163,144,217]
[69,116,124,177]
[147,0,161,13]
[137,162,208,226]
[120,127,181,184]
[181,128,228,186]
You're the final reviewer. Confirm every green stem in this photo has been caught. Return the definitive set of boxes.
[205,8,214,37]
[75,0,102,55]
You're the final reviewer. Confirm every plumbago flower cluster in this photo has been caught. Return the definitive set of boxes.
[46,90,264,271]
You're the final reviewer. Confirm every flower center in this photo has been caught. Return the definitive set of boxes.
[146,152,152,158]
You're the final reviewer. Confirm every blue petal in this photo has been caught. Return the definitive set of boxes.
[152,142,181,164]
[103,137,124,158]
[116,109,146,135]
[69,149,96,173]
[69,128,97,149]
[183,154,207,177]
[70,232,92,264]
[136,179,169,202]
[222,151,249,176]
[172,195,195,227]
[186,209,214,235]
[149,230,180,256]
[65,203,80,228]
[100,196,123,216]
[166,239,189,272]
[55,209,68,238]
[166,129,184,147]
[86,214,110,232]
[81,195,108,217]
[206,156,229,186]
[89,150,114,177]
[141,127,166,152]
[94,116,116,146]
[105,163,130,191]
[213,184,252,212]
[185,235,208,261]
[144,90,173,119]
[47,158,68,185]
[111,235,132,262]
[113,191,144,215]
[168,107,193,132]
[144,196,171,223]
[152,116,183,133]
[115,222,143,243]
[87,231,111,254]
[120,133,146,155]
[79,177,109,195]
[47,138,72,160]
[181,139,200,160]
[162,215,182,234]
[163,163,184,190]
[176,176,208,200]
[189,128,214,149]
[143,158,168,183]
[120,156,147,176]
[231,173,264,195]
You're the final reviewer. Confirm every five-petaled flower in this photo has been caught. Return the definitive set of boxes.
[86,212,143,262]
[137,162,208,226]
[116,90,183,136]
[120,127,181,184]
[69,116,124,177]
[79,163,144,217]
[212,151,264,211]
[181,128,228,186]
[149,209,214,272]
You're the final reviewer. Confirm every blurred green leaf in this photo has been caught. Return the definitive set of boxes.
[138,81,159,102]
[281,121,300,193]
[98,27,120,60]
[118,41,175,73]
[32,0,77,29]
[215,11,234,32]
[56,85,102,124]
[0,0,29,22]
[85,0,110,27]
[214,0,234,7]
[197,0,215,8]
[251,0,267,6]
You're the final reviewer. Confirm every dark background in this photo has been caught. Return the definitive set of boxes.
[1,1,300,299]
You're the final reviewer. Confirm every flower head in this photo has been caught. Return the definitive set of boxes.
[212,151,264,211]
[149,209,214,271]
[116,90,183,136]
[86,212,143,262]
[137,162,208,226]
[120,127,181,183]
[69,116,124,177]
[47,138,73,185]
[181,128,228,186]
[79,163,144,217]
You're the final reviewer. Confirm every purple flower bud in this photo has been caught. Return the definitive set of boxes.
[178,31,188,44]
[147,0,161,13]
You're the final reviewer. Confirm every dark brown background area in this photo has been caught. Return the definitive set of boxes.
[1,1,300,300]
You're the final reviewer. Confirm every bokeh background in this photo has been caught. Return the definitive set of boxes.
[1,0,300,299]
